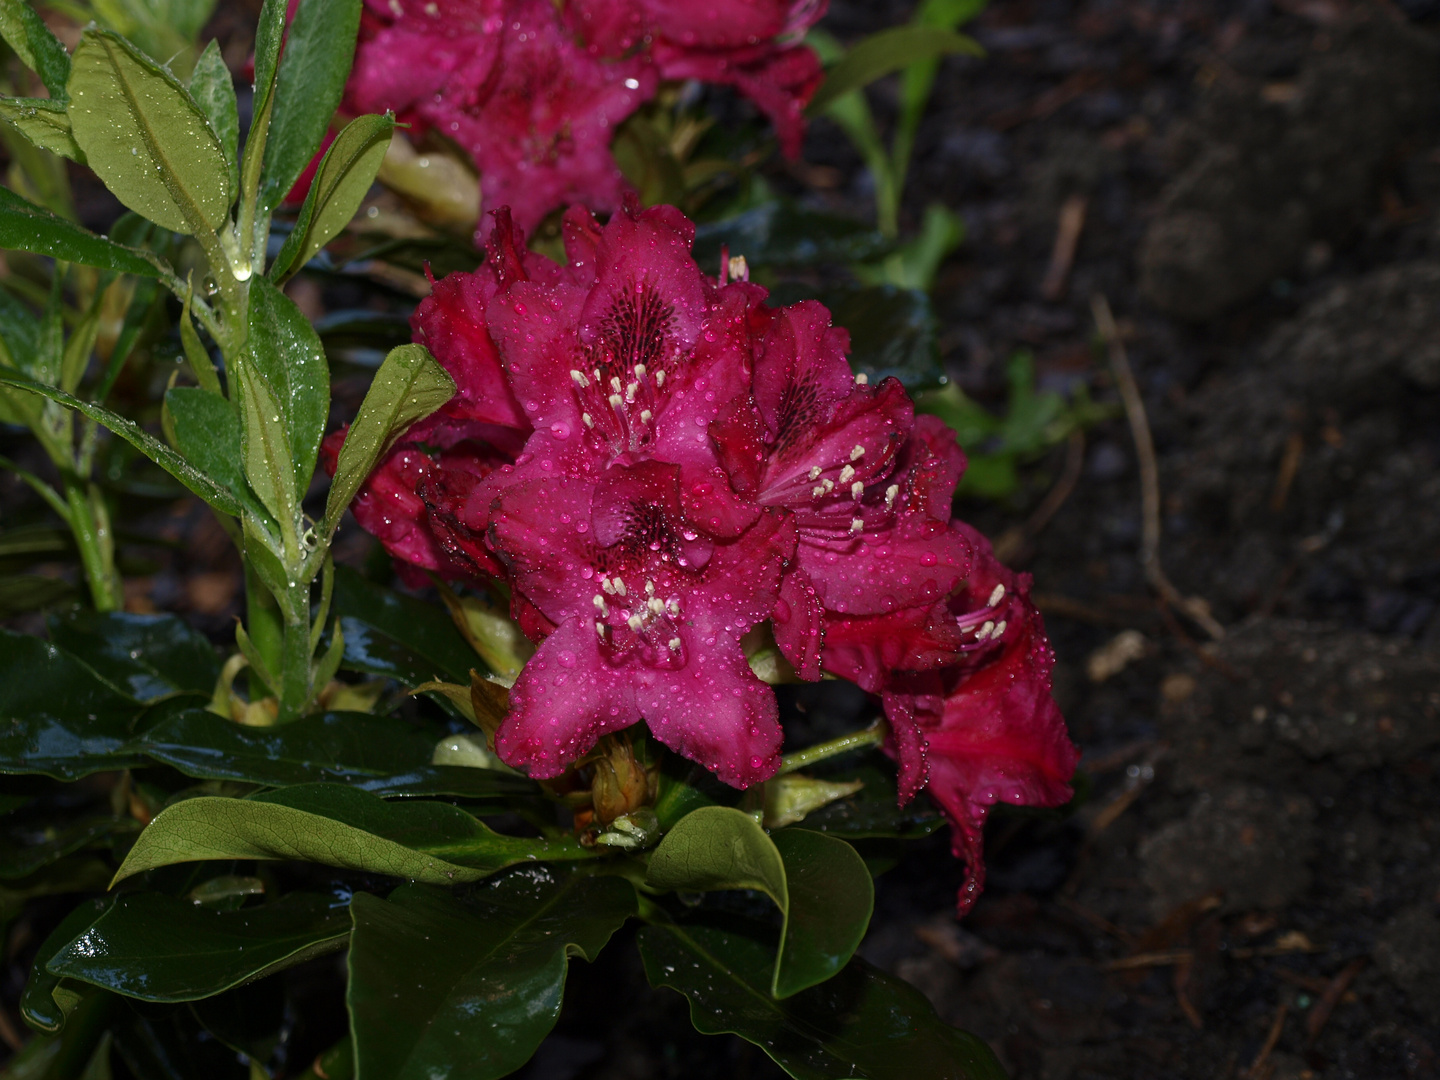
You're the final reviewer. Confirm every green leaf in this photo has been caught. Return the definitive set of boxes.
[692,202,891,270]
[0,813,130,879]
[0,282,39,367]
[808,25,983,114]
[233,351,297,536]
[187,40,238,196]
[0,98,84,162]
[0,628,145,779]
[639,920,1009,1080]
[245,277,329,499]
[0,186,162,277]
[112,782,593,885]
[47,892,351,1003]
[0,0,71,99]
[134,708,527,796]
[645,808,873,998]
[324,343,454,534]
[794,762,944,840]
[271,112,394,283]
[66,29,233,235]
[21,897,113,1034]
[332,565,478,685]
[164,386,266,521]
[250,0,285,124]
[654,758,743,830]
[347,871,635,1080]
[0,368,243,515]
[46,611,221,701]
[259,0,362,213]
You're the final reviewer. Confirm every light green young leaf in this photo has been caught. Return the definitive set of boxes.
[0,369,241,515]
[0,98,84,162]
[178,283,220,393]
[111,783,593,885]
[807,25,983,114]
[188,39,239,195]
[0,0,71,99]
[246,277,329,498]
[271,112,393,282]
[66,28,234,235]
[233,353,297,540]
[259,0,363,213]
[0,186,162,277]
[324,343,454,535]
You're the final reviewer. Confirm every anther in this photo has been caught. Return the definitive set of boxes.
[855,373,869,385]
[850,517,864,534]
[812,485,827,498]
[666,598,680,615]
[988,584,1006,607]
[648,597,665,615]
[596,621,607,638]
[808,465,822,481]
[850,444,865,461]
[608,393,624,409]
[975,621,994,641]
[592,368,602,383]
[613,577,627,597]
[601,577,615,595]
[668,637,682,652]
[627,614,644,632]
[654,370,665,387]
[626,381,638,402]
[992,620,1007,638]
[634,363,647,378]
[645,580,655,595]
[570,369,589,387]
[592,594,608,614]
[839,465,855,484]
[610,376,622,393]
[851,481,864,500]
[884,484,899,508]
[639,409,653,423]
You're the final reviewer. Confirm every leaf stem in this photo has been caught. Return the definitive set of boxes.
[777,721,887,775]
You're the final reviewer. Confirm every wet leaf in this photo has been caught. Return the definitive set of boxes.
[164,386,266,521]
[0,98,84,162]
[347,871,635,1080]
[47,611,221,702]
[645,808,873,998]
[0,814,131,880]
[112,783,592,885]
[332,565,478,685]
[233,352,296,532]
[244,278,329,499]
[639,919,1008,1079]
[47,892,351,1003]
[67,29,233,235]
[0,186,162,277]
[0,628,146,779]
[271,112,395,283]
[808,25,983,114]
[794,762,944,840]
[259,0,363,212]
[0,0,71,99]
[21,897,114,1034]
[324,344,454,537]
[187,41,238,196]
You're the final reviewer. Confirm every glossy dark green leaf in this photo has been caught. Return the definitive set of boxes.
[245,277,329,497]
[0,369,243,514]
[113,782,592,885]
[808,25,983,114]
[47,611,220,702]
[333,565,478,685]
[66,29,233,234]
[187,41,239,196]
[259,0,363,212]
[0,98,83,161]
[0,814,130,879]
[21,897,114,1034]
[646,809,872,998]
[0,0,71,99]
[324,343,454,535]
[135,707,448,788]
[797,762,944,839]
[654,757,742,830]
[0,186,162,277]
[692,203,891,270]
[271,112,395,283]
[347,871,635,1080]
[163,386,266,520]
[0,629,146,779]
[0,283,39,366]
[639,920,1009,1080]
[359,765,537,800]
[48,892,351,1003]
[110,999,251,1080]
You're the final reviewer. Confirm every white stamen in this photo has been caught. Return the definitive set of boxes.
[645,580,655,595]
[850,444,865,461]
[596,621,607,637]
[808,465,822,481]
[666,598,681,615]
[582,412,594,428]
[992,620,1007,638]
[593,594,608,614]
[884,484,899,508]
[613,577,627,597]
[608,393,624,409]
[626,381,638,402]
[648,597,665,615]
[601,577,615,595]
[655,370,666,387]
[570,369,589,387]
[668,637,682,652]
[639,409,653,423]
[851,481,864,500]
[610,376,622,393]
[987,584,1006,608]
[593,368,602,383]
[850,517,864,534]
[634,363,647,378]
[839,465,855,484]
[627,614,644,632]
[855,372,869,385]
[812,485,827,498]
[975,620,994,641]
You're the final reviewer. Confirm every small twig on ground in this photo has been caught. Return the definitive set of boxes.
[1174,958,1205,1029]
[1055,897,1138,948]
[1092,294,1225,641]
[1270,431,1304,512]
[993,429,1087,564]
[1306,957,1366,1042]
[1245,1002,1289,1078]
[1042,194,1089,301]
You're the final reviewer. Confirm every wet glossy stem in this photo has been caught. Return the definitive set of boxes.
[777,722,887,775]
[63,473,120,612]
[277,580,314,722]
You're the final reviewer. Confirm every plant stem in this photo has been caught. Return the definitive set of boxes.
[244,559,285,699]
[777,722,887,775]
[277,580,314,721]
[63,473,121,611]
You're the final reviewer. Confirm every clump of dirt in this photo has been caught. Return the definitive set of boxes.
[1139,8,1439,320]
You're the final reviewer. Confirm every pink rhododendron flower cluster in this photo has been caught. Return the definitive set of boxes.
[323,200,1078,912]
[346,0,825,231]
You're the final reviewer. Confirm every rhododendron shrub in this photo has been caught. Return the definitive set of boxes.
[346,0,826,229]
[329,199,1079,910]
